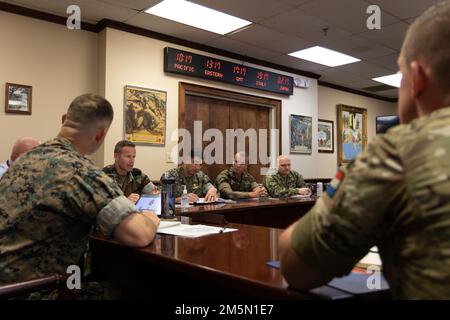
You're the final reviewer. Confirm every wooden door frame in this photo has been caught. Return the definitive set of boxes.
[178,82,282,154]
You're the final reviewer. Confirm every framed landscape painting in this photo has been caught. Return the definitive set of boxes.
[337,104,367,165]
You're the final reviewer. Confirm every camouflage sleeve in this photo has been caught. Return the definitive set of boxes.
[290,135,405,277]
[216,173,251,199]
[265,175,287,198]
[64,170,135,232]
[141,181,155,194]
[295,172,307,188]
[140,174,155,194]
[200,173,214,195]
[96,195,137,236]
[249,174,258,190]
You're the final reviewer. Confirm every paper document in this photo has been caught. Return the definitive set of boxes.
[157,223,237,238]
[356,251,382,269]
[158,221,182,230]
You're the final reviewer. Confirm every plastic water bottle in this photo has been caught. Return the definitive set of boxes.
[160,172,176,218]
[181,185,189,208]
[316,182,323,197]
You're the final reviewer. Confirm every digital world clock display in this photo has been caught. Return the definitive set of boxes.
[164,47,294,95]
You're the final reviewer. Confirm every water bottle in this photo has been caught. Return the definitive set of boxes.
[181,185,189,208]
[316,182,323,197]
[160,172,176,218]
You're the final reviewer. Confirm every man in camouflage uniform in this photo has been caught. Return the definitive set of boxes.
[162,149,218,202]
[0,137,40,180]
[264,155,310,198]
[216,152,267,199]
[103,140,156,204]
[279,1,450,299]
[0,94,160,299]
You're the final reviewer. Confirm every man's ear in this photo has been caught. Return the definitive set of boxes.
[410,61,428,99]
[61,114,67,125]
[95,127,108,143]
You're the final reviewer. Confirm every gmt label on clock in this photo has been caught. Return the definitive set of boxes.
[164,47,294,96]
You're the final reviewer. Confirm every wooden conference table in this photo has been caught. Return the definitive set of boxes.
[90,221,390,300]
[175,197,316,229]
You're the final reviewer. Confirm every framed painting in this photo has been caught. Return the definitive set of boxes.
[318,119,334,153]
[337,104,367,165]
[124,85,167,146]
[290,114,312,154]
[5,83,32,115]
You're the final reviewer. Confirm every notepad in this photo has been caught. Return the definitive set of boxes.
[157,223,237,238]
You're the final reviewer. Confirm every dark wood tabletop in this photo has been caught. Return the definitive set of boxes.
[176,197,316,229]
[90,221,388,300]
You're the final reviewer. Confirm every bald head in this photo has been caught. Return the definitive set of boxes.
[232,152,248,176]
[277,155,291,176]
[402,1,450,95]
[10,137,40,162]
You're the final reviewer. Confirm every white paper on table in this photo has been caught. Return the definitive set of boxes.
[157,223,237,238]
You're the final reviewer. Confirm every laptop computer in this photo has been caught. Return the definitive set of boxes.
[135,194,161,216]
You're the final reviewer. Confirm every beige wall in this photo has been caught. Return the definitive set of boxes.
[0,12,397,180]
[0,11,98,163]
[317,85,397,178]
[102,28,319,180]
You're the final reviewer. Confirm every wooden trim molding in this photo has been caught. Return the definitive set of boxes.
[0,2,398,103]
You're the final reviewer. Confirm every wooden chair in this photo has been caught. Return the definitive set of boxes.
[0,274,74,300]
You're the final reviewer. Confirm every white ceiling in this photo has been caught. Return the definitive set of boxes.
[1,0,442,100]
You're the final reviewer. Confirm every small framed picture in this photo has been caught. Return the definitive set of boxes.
[317,119,334,153]
[5,83,32,115]
[290,114,312,154]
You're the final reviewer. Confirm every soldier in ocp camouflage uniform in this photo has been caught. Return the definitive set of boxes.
[162,149,218,202]
[279,1,450,299]
[216,152,267,199]
[263,155,310,198]
[103,140,156,204]
[0,94,160,299]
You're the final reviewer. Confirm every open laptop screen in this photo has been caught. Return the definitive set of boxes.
[135,194,161,216]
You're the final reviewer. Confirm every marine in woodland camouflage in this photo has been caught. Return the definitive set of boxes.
[0,137,135,294]
[102,164,155,197]
[163,166,214,198]
[263,170,307,198]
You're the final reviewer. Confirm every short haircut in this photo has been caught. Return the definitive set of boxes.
[114,140,135,153]
[277,155,290,168]
[402,1,450,92]
[65,94,114,129]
